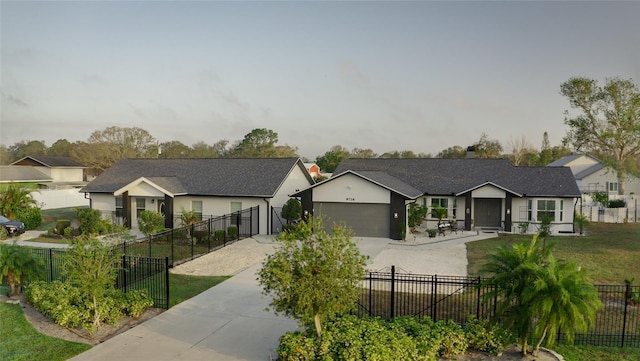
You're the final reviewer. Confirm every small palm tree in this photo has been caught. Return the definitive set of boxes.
[179,208,200,244]
[480,234,553,355]
[0,183,37,220]
[0,243,45,296]
[527,255,602,355]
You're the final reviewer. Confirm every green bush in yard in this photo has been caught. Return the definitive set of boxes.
[214,230,225,242]
[15,206,42,230]
[463,316,513,355]
[56,219,71,235]
[227,225,238,238]
[433,319,469,359]
[119,289,154,318]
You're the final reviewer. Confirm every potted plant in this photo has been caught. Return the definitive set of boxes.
[427,229,437,238]
[0,242,45,296]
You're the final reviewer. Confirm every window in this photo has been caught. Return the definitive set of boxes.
[431,198,449,218]
[192,200,203,221]
[536,200,556,221]
[115,196,123,218]
[527,200,533,221]
[136,198,146,219]
[230,202,242,226]
[609,182,618,193]
[559,201,564,222]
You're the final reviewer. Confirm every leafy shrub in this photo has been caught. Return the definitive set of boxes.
[227,226,238,238]
[277,331,316,361]
[433,320,469,358]
[0,227,7,240]
[63,226,73,237]
[15,206,42,230]
[76,207,107,235]
[56,220,71,235]
[193,230,209,244]
[392,316,441,360]
[538,215,552,237]
[608,199,626,208]
[25,280,153,332]
[214,230,225,242]
[119,289,154,318]
[463,316,512,355]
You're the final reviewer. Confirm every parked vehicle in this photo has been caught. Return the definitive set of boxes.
[0,215,26,236]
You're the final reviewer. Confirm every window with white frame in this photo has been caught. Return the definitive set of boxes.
[527,200,533,221]
[115,196,123,218]
[136,198,145,219]
[430,198,449,218]
[609,182,618,193]
[536,200,556,221]
[192,200,203,221]
[559,201,564,222]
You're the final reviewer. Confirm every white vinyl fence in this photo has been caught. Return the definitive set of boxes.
[30,189,90,210]
[578,194,639,223]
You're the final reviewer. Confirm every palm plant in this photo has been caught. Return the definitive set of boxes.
[0,243,45,296]
[0,183,37,220]
[480,234,553,355]
[527,255,602,355]
[179,208,200,244]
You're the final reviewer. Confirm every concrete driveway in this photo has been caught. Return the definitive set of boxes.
[69,230,498,360]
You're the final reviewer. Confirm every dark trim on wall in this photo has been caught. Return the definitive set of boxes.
[505,194,512,232]
[123,191,131,228]
[464,192,472,230]
[389,194,406,240]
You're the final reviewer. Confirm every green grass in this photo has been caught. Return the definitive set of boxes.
[38,207,87,232]
[0,303,91,361]
[553,344,640,361]
[169,273,230,307]
[467,222,640,284]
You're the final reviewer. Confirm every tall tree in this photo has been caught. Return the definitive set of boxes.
[72,126,157,175]
[474,133,503,158]
[315,145,351,173]
[561,77,640,194]
[436,145,467,159]
[8,140,47,159]
[48,139,74,157]
[538,132,553,166]
[350,147,377,158]
[507,135,537,166]
[233,128,279,157]
[0,145,12,165]
[158,141,191,158]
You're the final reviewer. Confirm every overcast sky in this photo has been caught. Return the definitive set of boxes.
[1,1,639,160]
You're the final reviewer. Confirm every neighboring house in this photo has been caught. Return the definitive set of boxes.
[293,158,581,240]
[81,157,314,234]
[548,154,640,195]
[2,156,89,209]
[10,155,87,189]
[304,162,321,179]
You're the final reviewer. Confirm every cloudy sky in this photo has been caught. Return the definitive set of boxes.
[1,1,639,160]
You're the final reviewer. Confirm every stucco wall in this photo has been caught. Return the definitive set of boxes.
[313,174,390,204]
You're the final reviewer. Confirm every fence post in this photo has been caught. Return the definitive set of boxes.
[49,248,54,282]
[622,283,630,347]
[164,256,170,309]
[476,276,481,319]
[390,265,395,319]
[122,255,128,293]
[431,275,438,321]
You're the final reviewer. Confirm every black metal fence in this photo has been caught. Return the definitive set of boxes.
[356,266,640,348]
[113,206,260,267]
[24,248,170,309]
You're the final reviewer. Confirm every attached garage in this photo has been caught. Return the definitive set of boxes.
[314,202,390,238]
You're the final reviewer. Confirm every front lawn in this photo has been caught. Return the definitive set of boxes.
[0,303,91,361]
[467,222,640,284]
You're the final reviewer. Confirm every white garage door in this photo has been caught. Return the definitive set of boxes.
[314,202,390,238]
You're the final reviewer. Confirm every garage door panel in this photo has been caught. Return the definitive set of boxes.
[314,202,389,238]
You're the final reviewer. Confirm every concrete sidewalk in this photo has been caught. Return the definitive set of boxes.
[69,262,300,361]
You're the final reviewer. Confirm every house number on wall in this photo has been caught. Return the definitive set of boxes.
[346,197,355,201]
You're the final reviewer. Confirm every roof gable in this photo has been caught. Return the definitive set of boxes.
[11,155,85,168]
[82,158,312,197]
[0,166,52,183]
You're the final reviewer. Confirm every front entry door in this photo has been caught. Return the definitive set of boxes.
[474,199,502,228]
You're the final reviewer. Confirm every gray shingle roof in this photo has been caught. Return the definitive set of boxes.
[0,166,52,182]
[333,158,581,197]
[12,155,86,168]
[82,158,309,197]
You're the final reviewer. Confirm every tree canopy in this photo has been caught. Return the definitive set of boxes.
[561,77,640,194]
